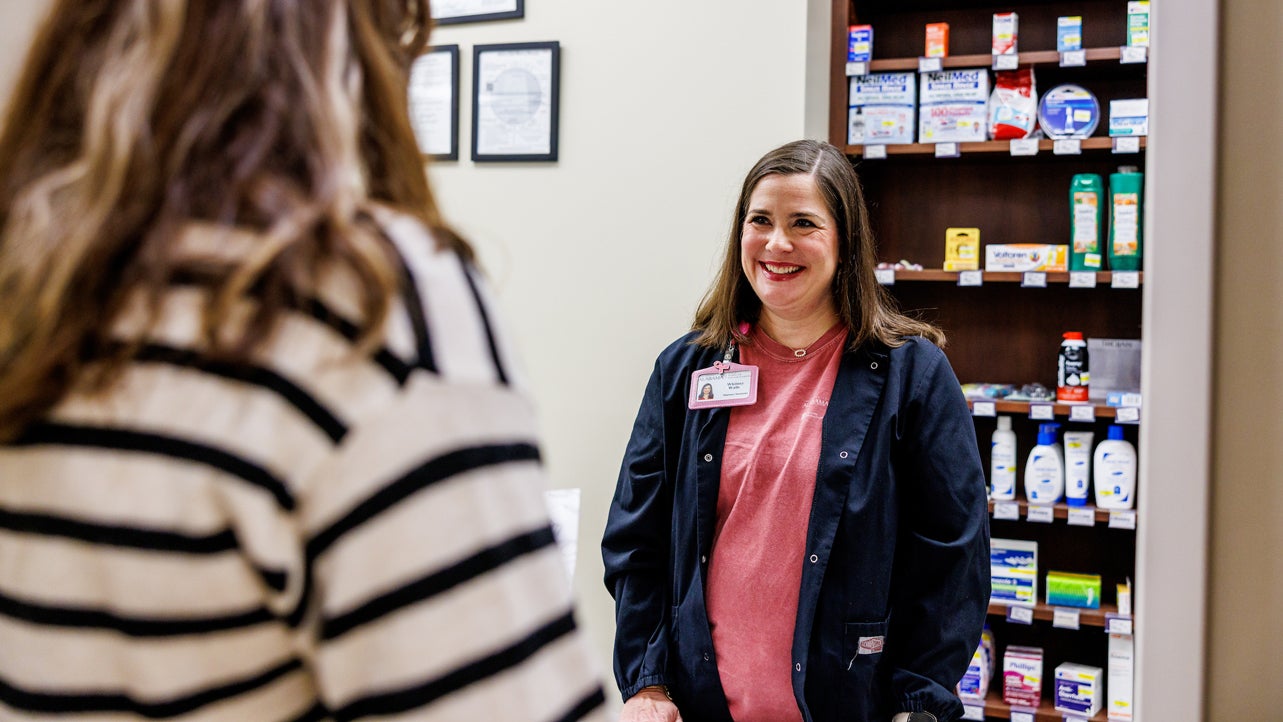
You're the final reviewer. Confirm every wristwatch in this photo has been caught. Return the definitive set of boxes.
[890,713,938,722]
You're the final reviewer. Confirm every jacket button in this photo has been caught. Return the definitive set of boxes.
[704,652,711,661]
[795,662,802,672]
[701,555,707,564]
[809,554,818,563]
[703,453,713,462]
[839,450,849,459]
[870,362,879,370]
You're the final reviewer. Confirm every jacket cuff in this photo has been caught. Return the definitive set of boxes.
[620,674,669,702]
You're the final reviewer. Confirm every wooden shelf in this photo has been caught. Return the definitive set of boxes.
[868,46,1130,72]
[988,602,1120,628]
[987,499,1133,525]
[882,270,1144,285]
[965,400,1132,420]
[960,688,1108,721]
[847,137,1145,157]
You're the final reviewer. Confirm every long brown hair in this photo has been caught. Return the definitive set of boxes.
[0,0,465,440]
[692,139,943,350]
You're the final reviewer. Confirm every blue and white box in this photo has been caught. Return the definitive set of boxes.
[990,537,1038,606]
[1109,98,1149,136]
[848,72,916,145]
[919,69,990,143]
[1055,663,1104,718]
[1057,16,1083,52]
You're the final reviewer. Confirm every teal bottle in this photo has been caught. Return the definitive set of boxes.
[1108,167,1144,271]
[1069,174,1104,271]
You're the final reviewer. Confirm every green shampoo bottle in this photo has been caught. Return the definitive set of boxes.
[1109,166,1144,271]
[1069,173,1105,271]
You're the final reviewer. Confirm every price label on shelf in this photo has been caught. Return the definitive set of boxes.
[875,268,895,285]
[1029,404,1055,420]
[1007,604,1035,625]
[1069,271,1098,288]
[994,501,1020,520]
[1114,136,1142,154]
[1060,49,1087,67]
[1069,405,1096,423]
[1106,615,1134,635]
[993,53,1020,70]
[1112,271,1141,288]
[1021,271,1047,288]
[1009,710,1036,722]
[960,705,985,721]
[934,142,960,158]
[1027,505,1055,523]
[863,144,887,160]
[1063,715,1091,722]
[958,270,983,287]
[1068,507,1096,527]
[1053,607,1082,630]
[1121,45,1149,64]
[918,56,943,73]
[1116,406,1141,424]
[1010,138,1039,156]
[1053,139,1083,155]
[1109,510,1138,529]
[972,401,996,417]
[845,61,869,77]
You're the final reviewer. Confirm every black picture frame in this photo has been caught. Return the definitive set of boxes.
[432,0,524,26]
[408,44,460,161]
[471,41,560,163]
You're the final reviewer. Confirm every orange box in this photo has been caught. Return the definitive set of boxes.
[925,22,950,57]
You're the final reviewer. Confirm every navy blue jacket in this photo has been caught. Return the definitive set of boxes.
[602,332,990,722]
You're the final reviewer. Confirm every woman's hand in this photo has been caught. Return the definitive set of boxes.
[619,686,682,722]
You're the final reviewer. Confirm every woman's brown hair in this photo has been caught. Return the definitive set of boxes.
[692,139,944,350]
[0,0,465,440]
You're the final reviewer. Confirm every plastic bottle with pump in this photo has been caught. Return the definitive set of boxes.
[990,416,1018,500]
[1025,422,1064,505]
[1109,166,1144,271]
[1094,425,1137,509]
[1069,173,1104,270]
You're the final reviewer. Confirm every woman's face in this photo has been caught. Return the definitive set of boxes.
[700,384,713,399]
[739,173,840,327]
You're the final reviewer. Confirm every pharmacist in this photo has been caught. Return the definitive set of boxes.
[603,140,990,722]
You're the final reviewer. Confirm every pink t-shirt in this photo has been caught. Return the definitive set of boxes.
[705,322,848,722]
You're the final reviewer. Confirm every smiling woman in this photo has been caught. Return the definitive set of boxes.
[603,139,991,722]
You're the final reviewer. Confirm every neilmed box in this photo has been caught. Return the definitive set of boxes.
[919,69,990,143]
[848,72,916,145]
[1055,663,1104,718]
[991,537,1038,606]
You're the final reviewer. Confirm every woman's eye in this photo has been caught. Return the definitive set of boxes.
[796,218,815,228]
[748,215,770,226]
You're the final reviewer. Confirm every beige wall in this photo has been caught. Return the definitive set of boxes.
[0,2,46,106]
[1207,0,1283,716]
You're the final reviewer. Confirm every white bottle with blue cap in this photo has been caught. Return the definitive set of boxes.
[1025,422,1064,505]
[1093,425,1137,510]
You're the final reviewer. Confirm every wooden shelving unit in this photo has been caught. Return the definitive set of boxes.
[963,688,1108,721]
[880,270,1144,284]
[848,137,1145,157]
[867,46,1128,72]
[986,499,1135,525]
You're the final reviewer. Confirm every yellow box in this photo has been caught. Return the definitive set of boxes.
[944,227,981,271]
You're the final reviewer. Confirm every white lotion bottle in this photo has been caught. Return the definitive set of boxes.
[1025,423,1064,505]
[991,416,1018,500]
[1094,425,1136,509]
[1063,430,1095,506]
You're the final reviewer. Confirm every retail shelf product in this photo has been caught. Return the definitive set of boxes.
[848,72,917,145]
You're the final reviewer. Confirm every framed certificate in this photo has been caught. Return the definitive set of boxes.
[432,0,524,25]
[471,41,560,162]
[407,45,459,160]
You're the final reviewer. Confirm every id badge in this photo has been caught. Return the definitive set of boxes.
[688,361,759,409]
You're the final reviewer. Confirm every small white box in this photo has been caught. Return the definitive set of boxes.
[919,69,990,143]
[990,538,1038,606]
[1003,646,1043,708]
[848,73,916,145]
[1055,663,1104,718]
[1108,634,1135,720]
[1109,98,1149,137]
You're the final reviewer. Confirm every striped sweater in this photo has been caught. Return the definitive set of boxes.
[0,212,607,721]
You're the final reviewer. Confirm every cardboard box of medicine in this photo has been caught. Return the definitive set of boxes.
[1128,1,1150,47]
[1057,16,1083,52]
[1055,663,1104,718]
[1108,633,1135,720]
[1088,338,1141,402]
[1046,571,1102,609]
[944,227,980,271]
[956,645,990,701]
[925,22,949,57]
[990,537,1038,606]
[985,244,1068,272]
[1110,98,1149,136]
[1003,646,1043,708]
[848,25,873,63]
[918,69,990,143]
[848,73,916,145]
[992,13,1018,55]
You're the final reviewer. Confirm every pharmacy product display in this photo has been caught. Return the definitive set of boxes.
[1094,425,1137,509]
[1024,423,1064,505]
[1038,84,1101,139]
[1109,167,1145,270]
[1063,430,1094,505]
[988,69,1038,139]
[990,415,1018,500]
[1070,173,1105,270]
